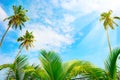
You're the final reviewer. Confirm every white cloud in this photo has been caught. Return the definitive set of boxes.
[21,24,74,52]
[0,69,8,80]
[63,14,75,25]
[0,54,13,65]
[18,0,77,52]
[61,0,98,14]
[61,0,120,15]
[0,6,7,21]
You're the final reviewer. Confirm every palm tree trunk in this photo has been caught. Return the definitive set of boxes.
[15,45,24,60]
[14,45,24,64]
[0,26,11,47]
[106,29,112,53]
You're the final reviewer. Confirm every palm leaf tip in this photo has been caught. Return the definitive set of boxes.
[114,16,120,20]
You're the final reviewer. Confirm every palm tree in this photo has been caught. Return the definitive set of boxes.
[100,10,120,53]
[16,30,34,58]
[39,50,90,80]
[0,55,28,80]
[0,5,29,47]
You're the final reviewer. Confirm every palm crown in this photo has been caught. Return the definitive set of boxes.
[17,30,34,50]
[100,10,120,30]
[4,5,29,30]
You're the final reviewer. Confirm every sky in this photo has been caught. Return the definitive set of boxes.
[0,0,120,79]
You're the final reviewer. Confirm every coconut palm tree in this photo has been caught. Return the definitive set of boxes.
[0,55,28,80]
[0,5,29,47]
[39,50,91,80]
[16,30,34,58]
[100,10,120,53]
[0,55,45,80]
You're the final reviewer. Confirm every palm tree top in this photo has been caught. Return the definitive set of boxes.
[17,30,34,50]
[13,5,28,15]
[4,5,29,30]
[100,10,120,30]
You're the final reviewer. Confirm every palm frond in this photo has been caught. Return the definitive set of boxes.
[0,64,12,70]
[39,50,63,80]
[105,48,120,79]
[114,16,120,20]
[13,55,28,80]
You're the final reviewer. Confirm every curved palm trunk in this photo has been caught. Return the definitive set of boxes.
[14,45,24,64]
[15,45,24,60]
[13,46,24,80]
[106,29,112,53]
[0,26,11,47]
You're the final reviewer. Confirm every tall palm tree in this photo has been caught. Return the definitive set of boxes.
[0,5,29,47]
[39,50,89,80]
[0,55,28,80]
[100,10,120,53]
[16,30,34,58]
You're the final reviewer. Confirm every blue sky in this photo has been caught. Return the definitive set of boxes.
[0,0,120,78]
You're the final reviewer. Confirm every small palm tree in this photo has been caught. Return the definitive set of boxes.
[0,55,28,80]
[0,5,29,47]
[100,10,120,53]
[16,30,34,58]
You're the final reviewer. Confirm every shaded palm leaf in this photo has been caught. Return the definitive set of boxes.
[105,48,120,80]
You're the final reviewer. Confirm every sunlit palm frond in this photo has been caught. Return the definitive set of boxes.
[23,64,48,80]
[39,50,63,80]
[13,55,28,80]
[0,64,12,70]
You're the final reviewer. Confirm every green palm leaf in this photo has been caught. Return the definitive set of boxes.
[0,55,28,80]
[105,48,120,80]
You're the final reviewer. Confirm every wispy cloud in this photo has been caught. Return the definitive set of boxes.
[0,54,14,65]
[0,6,7,21]
[21,24,74,52]
[61,0,120,15]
